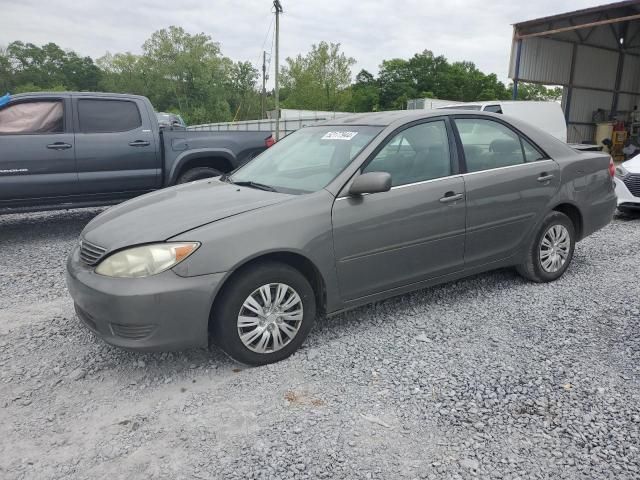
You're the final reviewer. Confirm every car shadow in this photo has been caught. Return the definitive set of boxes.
[615,209,640,222]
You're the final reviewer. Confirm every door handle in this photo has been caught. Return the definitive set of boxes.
[129,140,150,147]
[46,142,72,150]
[439,192,464,203]
[537,173,554,182]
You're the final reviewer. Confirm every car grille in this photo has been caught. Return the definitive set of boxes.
[110,323,155,340]
[79,239,107,266]
[623,174,640,197]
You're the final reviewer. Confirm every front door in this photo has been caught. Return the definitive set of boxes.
[332,119,466,301]
[0,97,78,204]
[74,96,159,196]
[452,116,561,266]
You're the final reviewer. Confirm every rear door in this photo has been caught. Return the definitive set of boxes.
[0,97,78,203]
[452,116,560,267]
[74,96,160,195]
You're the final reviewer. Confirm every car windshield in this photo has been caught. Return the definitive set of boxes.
[229,125,383,194]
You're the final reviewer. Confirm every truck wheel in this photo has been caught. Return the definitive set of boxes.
[211,261,317,366]
[177,167,222,184]
[516,211,575,283]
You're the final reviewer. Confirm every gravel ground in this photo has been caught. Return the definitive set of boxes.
[1,208,639,480]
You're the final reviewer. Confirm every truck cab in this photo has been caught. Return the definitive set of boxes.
[0,92,272,213]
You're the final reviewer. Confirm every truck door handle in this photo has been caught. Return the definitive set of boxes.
[129,140,150,147]
[439,192,464,203]
[46,142,72,150]
[537,173,554,182]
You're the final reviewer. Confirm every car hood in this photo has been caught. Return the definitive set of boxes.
[623,153,640,172]
[82,179,292,252]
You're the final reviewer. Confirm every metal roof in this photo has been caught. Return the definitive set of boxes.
[509,1,640,143]
[514,1,640,31]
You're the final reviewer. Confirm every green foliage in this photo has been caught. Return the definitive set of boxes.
[1,29,551,124]
[2,41,100,92]
[512,82,562,101]
[280,41,355,111]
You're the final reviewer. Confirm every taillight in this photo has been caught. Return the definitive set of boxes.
[608,157,615,177]
[265,135,275,148]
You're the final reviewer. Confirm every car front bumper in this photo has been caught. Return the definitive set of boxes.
[614,176,640,208]
[66,246,226,351]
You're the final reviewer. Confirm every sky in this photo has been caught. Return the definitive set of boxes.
[0,0,607,85]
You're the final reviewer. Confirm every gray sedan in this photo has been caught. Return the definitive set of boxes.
[66,110,617,365]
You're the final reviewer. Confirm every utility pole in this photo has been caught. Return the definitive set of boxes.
[261,50,267,119]
[274,0,283,140]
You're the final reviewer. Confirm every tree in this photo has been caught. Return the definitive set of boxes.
[280,42,355,111]
[227,61,260,120]
[4,41,100,91]
[0,46,12,93]
[377,58,416,110]
[512,82,562,101]
[349,69,379,112]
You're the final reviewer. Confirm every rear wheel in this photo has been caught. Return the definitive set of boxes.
[517,211,575,283]
[211,261,316,366]
[177,167,222,184]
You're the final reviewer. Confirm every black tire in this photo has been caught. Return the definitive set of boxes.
[211,261,316,366]
[177,167,222,184]
[517,211,576,283]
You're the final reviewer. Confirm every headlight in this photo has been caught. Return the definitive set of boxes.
[95,242,200,278]
[615,165,629,178]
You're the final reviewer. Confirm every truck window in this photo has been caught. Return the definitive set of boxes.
[78,99,141,133]
[0,101,64,134]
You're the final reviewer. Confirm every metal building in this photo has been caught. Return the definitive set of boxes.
[509,1,640,143]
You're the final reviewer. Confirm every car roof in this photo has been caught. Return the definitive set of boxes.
[320,109,500,127]
[11,91,148,101]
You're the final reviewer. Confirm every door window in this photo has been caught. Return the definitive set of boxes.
[78,99,141,133]
[363,120,451,187]
[522,137,545,162]
[0,101,64,134]
[455,118,530,172]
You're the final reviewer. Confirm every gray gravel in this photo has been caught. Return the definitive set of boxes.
[1,208,639,479]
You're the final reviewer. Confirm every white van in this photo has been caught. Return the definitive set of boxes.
[438,101,568,143]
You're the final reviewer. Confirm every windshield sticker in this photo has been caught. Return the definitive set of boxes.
[322,131,358,141]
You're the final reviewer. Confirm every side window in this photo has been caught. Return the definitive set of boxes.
[483,105,503,114]
[522,137,545,162]
[0,101,64,134]
[455,118,525,173]
[363,120,451,187]
[78,99,141,133]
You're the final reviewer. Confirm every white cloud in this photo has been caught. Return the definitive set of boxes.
[0,0,606,84]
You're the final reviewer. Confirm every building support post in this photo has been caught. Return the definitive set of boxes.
[512,39,522,100]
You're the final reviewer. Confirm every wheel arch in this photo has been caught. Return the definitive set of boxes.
[208,250,328,329]
[168,149,237,185]
[551,202,584,240]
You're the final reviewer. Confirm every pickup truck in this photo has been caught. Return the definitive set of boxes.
[0,92,274,213]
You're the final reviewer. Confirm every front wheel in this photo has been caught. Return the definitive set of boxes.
[211,261,316,366]
[517,211,575,283]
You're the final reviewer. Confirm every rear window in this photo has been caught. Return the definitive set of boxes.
[0,101,64,134]
[78,99,141,133]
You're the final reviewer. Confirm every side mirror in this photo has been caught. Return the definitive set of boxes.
[349,171,392,196]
